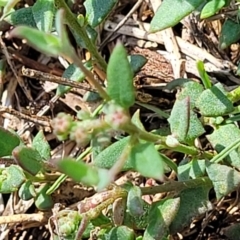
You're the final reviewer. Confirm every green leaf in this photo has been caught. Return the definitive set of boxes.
[35,184,54,210]
[130,142,164,181]
[0,127,20,157]
[12,146,43,175]
[128,54,147,74]
[170,187,212,234]
[219,19,240,49]
[58,158,99,186]
[178,159,206,181]
[93,137,134,171]
[4,7,36,27]
[107,43,135,108]
[10,26,62,57]
[168,97,190,142]
[127,186,144,217]
[144,198,180,240]
[150,0,203,32]
[175,80,204,108]
[32,0,55,32]
[106,226,134,240]
[207,124,240,169]
[32,130,51,160]
[57,62,93,96]
[84,0,118,28]
[196,60,212,89]
[200,0,226,19]
[206,162,240,199]
[0,165,25,193]
[18,180,36,200]
[196,83,234,116]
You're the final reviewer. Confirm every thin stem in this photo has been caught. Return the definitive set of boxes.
[54,0,107,71]
[140,177,213,195]
[72,55,110,100]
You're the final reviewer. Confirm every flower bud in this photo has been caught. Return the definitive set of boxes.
[51,113,73,141]
[104,102,130,129]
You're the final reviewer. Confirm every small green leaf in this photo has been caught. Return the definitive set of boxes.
[10,26,62,56]
[144,198,180,240]
[93,137,134,170]
[170,187,212,234]
[0,165,25,193]
[84,0,118,27]
[57,62,92,96]
[178,159,206,181]
[168,97,190,142]
[206,162,240,199]
[4,7,36,27]
[32,130,51,160]
[130,142,164,181]
[107,43,135,108]
[219,19,240,49]
[35,184,54,210]
[32,0,55,32]
[196,83,234,116]
[207,124,240,169]
[18,180,36,200]
[0,127,20,157]
[12,146,43,175]
[196,60,212,89]
[200,0,226,19]
[106,226,134,240]
[128,54,147,74]
[127,186,144,217]
[150,0,203,32]
[174,80,204,109]
[58,158,99,186]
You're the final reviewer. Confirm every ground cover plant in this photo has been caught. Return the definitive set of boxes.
[1,0,240,239]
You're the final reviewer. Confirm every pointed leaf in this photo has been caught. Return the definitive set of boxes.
[170,187,212,234]
[196,60,212,89]
[207,124,240,169]
[35,184,54,210]
[127,185,144,217]
[175,80,204,108]
[32,130,51,160]
[168,97,190,142]
[107,43,135,108]
[200,0,226,19]
[12,146,43,175]
[150,0,203,32]
[0,127,20,157]
[206,162,240,199]
[196,83,234,116]
[220,19,240,49]
[32,0,55,32]
[130,142,164,181]
[5,7,36,27]
[144,198,180,240]
[58,158,99,186]
[57,62,92,95]
[93,137,134,170]
[10,26,62,57]
[84,0,118,27]
[128,54,147,74]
